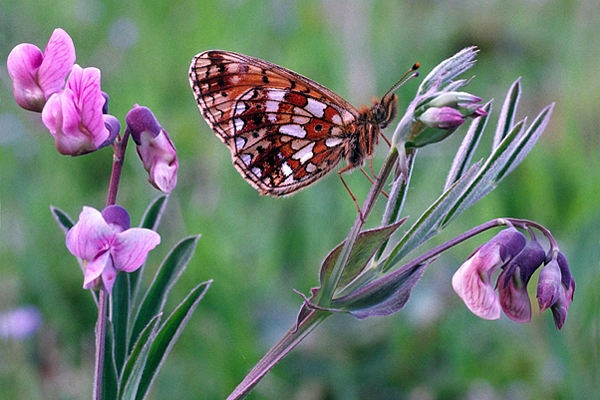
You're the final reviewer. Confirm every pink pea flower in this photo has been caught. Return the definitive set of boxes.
[452,229,526,320]
[66,206,161,294]
[42,64,112,155]
[126,105,178,193]
[7,28,76,112]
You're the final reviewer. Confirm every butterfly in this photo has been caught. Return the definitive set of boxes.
[189,50,415,198]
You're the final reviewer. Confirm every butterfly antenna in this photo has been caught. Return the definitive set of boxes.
[382,62,420,100]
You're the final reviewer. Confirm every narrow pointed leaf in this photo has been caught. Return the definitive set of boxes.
[445,101,491,190]
[384,164,480,270]
[119,315,161,400]
[103,319,118,400]
[111,273,131,374]
[135,281,212,400]
[129,195,169,300]
[50,206,74,235]
[493,79,521,148]
[332,260,431,319]
[130,235,200,349]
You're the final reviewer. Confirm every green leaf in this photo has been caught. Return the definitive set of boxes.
[139,195,168,231]
[119,315,161,400]
[332,260,432,319]
[445,101,491,190]
[318,220,406,298]
[103,319,119,400]
[129,236,200,349]
[50,205,74,235]
[493,78,521,148]
[111,273,132,374]
[135,281,212,400]
[383,164,480,270]
[128,195,170,303]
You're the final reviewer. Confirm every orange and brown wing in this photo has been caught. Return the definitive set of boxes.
[189,50,359,195]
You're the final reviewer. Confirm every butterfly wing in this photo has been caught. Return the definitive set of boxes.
[189,50,359,196]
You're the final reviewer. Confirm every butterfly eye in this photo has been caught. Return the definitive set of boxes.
[373,104,387,123]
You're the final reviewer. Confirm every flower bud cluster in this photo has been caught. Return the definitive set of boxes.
[407,92,488,148]
[452,228,574,329]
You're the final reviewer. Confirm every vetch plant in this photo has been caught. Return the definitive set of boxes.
[8,29,210,400]
[218,48,574,399]
[9,29,575,399]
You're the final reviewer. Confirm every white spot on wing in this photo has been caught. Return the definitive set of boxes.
[241,154,252,165]
[281,162,293,177]
[268,89,286,102]
[265,100,280,113]
[234,118,244,131]
[234,102,247,115]
[305,98,326,117]
[325,137,343,147]
[280,124,306,138]
[236,137,246,150]
[252,167,262,177]
[331,113,342,125]
[293,142,315,164]
[306,163,317,173]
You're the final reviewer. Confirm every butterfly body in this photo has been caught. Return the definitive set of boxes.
[189,50,398,196]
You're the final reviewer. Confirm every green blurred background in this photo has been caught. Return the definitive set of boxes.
[1,0,599,398]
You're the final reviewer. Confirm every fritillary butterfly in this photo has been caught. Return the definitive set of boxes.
[189,50,412,197]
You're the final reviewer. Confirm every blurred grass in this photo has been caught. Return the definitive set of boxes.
[1,0,600,398]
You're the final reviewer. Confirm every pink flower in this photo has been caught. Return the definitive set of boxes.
[452,229,526,320]
[42,64,111,155]
[126,105,178,193]
[66,206,161,293]
[7,28,75,112]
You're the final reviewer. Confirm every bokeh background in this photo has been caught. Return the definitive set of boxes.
[1,0,599,399]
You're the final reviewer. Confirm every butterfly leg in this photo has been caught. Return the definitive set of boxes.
[359,167,389,199]
[338,165,365,222]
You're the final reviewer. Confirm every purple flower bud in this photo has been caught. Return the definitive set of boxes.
[549,252,575,330]
[126,105,178,193]
[66,206,161,293]
[418,107,465,130]
[536,258,561,313]
[7,28,76,112]
[42,65,111,156]
[497,240,546,323]
[452,228,527,320]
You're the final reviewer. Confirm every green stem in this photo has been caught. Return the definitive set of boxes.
[226,309,330,400]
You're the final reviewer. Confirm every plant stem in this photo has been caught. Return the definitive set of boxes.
[226,309,330,400]
[93,130,129,399]
[93,289,108,400]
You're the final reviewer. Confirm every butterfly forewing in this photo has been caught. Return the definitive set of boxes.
[189,50,361,195]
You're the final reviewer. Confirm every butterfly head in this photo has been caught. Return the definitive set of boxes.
[372,94,398,129]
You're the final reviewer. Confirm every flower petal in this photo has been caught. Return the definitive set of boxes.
[38,28,76,99]
[83,250,111,289]
[498,267,532,323]
[452,249,502,320]
[6,43,45,111]
[66,66,109,148]
[66,206,114,260]
[111,228,161,272]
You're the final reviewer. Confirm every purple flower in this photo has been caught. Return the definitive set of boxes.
[42,64,112,155]
[126,105,178,193]
[7,28,76,112]
[497,240,546,323]
[537,252,575,330]
[452,229,526,320]
[66,206,161,293]
[453,228,575,329]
